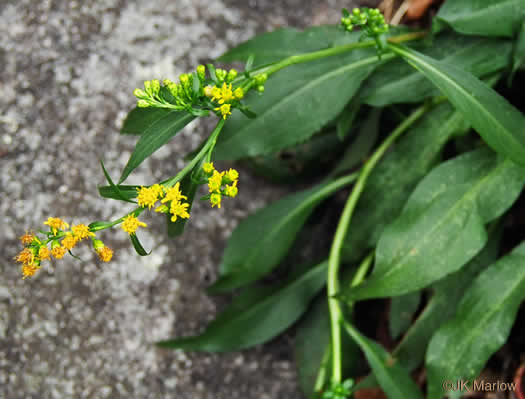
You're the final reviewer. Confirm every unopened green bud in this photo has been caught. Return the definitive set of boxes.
[197,65,206,81]
[151,79,160,95]
[233,87,244,99]
[226,68,238,83]
[254,73,268,85]
[137,99,150,108]
[144,80,152,95]
[155,204,169,214]
[256,85,265,93]
[92,238,105,251]
[215,68,227,82]
[352,8,360,16]
[163,79,173,86]
[133,88,147,99]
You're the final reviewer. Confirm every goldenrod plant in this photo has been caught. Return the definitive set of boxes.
[15,2,525,398]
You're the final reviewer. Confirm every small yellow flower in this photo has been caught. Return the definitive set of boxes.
[61,233,78,251]
[225,168,239,182]
[20,231,35,245]
[224,180,238,198]
[137,184,163,209]
[51,246,67,259]
[218,83,234,104]
[22,263,40,279]
[38,246,51,261]
[211,86,222,102]
[208,170,224,193]
[71,224,95,240]
[202,162,214,174]
[14,248,34,264]
[162,182,187,204]
[210,193,222,208]
[215,104,232,120]
[97,246,114,262]
[170,201,190,222]
[121,214,147,234]
[204,85,214,97]
[44,217,69,235]
[234,87,244,100]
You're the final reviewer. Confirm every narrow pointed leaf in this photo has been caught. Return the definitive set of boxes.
[130,233,151,256]
[100,160,136,203]
[119,111,195,183]
[426,240,525,399]
[389,292,421,340]
[98,184,139,201]
[390,43,525,166]
[346,149,525,300]
[213,49,387,161]
[343,322,423,399]
[120,107,171,135]
[208,175,356,293]
[434,0,525,38]
[157,261,327,352]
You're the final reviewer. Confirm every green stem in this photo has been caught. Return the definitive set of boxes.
[327,101,432,384]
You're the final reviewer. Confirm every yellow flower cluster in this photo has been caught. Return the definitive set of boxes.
[204,82,244,120]
[14,218,113,279]
[202,162,239,208]
[133,182,191,226]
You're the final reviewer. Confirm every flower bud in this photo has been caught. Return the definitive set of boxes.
[92,238,105,251]
[151,79,160,95]
[144,80,153,95]
[133,88,148,99]
[256,85,265,93]
[137,99,150,108]
[226,68,238,83]
[215,68,227,83]
[197,65,206,81]
[254,73,268,85]
[234,87,244,100]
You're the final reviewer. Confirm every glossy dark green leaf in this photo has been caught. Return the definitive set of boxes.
[390,43,525,166]
[218,25,345,66]
[389,292,421,340]
[346,148,525,301]
[342,104,468,262]
[361,35,512,106]
[426,240,525,399]
[434,0,525,38]
[208,175,356,293]
[120,107,172,135]
[157,261,327,352]
[213,48,386,161]
[343,322,423,399]
[119,111,195,183]
[98,184,139,201]
[130,233,151,256]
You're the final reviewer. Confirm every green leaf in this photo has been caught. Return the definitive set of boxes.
[157,261,327,352]
[346,148,525,301]
[361,35,512,106]
[342,103,468,262]
[99,160,137,203]
[509,20,525,84]
[343,322,423,399]
[213,48,386,161]
[426,240,525,399]
[331,108,381,176]
[120,107,172,135]
[208,175,356,293]
[434,0,525,38]
[98,184,139,201]
[390,43,525,166]
[130,233,151,256]
[218,25,345,66]
[389,292,421,340]
[336,97,361,141]
[119,111,195,183]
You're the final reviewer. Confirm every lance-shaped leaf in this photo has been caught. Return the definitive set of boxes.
[361,35,511,106]
[389,292,421,340]
[389,43,525,166]
[345,149,525,301]
[98,184,139,201]
[434,0,525,38]
[119,111,195,183]
[130,233,151,256]
[213,48,387,161]
[120,107,171,135]
[218,25,346,66]
[342,103,468,262]
[157,261,327,352]
[208,174,356,293]
[426,240,525,399]
[343,322,423,399]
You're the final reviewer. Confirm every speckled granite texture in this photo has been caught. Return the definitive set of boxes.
[0,1,360,398]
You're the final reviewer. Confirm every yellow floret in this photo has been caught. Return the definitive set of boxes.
[202,162,214,174]
[97,246,114,262]
[44,217,69,235]
[14,248,34,264]
[234,87,244,100]
[224,180,238,198]
[215,104,232,119]
[208,170,224,193]
[22,263,40,279]
[218,83,234,104]
[20,231,35,245]
[61,233,78,251]
[121,214,147,235]
[161,182,187,204]
[51,246,67,259]
[170,201,190,222]
[225,168,239,182]
[38,246,51,261]
[71,224,95,240]
[137,184,163,209]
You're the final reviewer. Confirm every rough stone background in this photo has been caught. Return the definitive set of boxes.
[0,1,363,398]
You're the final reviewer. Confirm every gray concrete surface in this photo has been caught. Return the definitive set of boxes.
[0,1,359,398]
